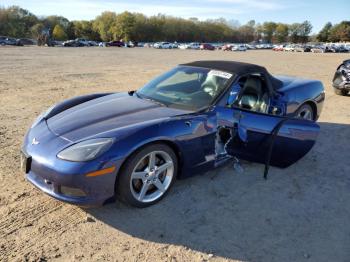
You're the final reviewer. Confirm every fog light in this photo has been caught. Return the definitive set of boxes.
[60,186,86,197]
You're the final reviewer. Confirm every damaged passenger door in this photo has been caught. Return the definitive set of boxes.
[224,74,320,168]
[225,111,320,168]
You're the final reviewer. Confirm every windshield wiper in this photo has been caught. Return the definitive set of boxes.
[146,97,168,107]
[134,91,142,99]
[135,92,168,107]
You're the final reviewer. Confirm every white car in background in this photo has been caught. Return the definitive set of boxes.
[232,44,247,51]
[153,42,173,49]
[178,42,203,50]
[187,42,201,50]
[178,43,188,49]
[283,44,295,52]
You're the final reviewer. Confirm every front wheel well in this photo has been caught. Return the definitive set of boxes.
[304,101,317,121]
[115,140,183,188]
[295,101,317,121]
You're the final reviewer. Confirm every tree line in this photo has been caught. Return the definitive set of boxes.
[1,6,349,43]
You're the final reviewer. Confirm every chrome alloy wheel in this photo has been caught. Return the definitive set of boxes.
[130,151,174,203]
[296,104,314,121]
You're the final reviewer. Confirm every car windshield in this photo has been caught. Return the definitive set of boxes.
[137,66,233,110]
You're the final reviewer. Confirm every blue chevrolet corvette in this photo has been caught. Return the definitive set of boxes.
[21,61,325,207]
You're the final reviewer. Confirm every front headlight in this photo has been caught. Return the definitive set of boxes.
[57,138,114,162]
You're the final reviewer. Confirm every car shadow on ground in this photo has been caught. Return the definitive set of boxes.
[87,122,350,261]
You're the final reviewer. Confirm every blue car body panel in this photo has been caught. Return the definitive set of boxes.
[22,65,325,206]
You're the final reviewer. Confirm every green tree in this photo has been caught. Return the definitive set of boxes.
[238,20,255,43]
[329,21,350,42]
[52,24,67,40]
[262,22,277,43]
[93,11,116,41]
[289,23,301,43]
[73,20,99,40]
[30,23,44,39]
[298,20,312,43]
[275,23,289,43]
[0,6,38,37]
[114,11,136,41]
[317,22,332,42]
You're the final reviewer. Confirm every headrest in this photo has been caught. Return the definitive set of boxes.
[243,76,262,94]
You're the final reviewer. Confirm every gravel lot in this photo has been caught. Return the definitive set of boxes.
[0,46,349,262]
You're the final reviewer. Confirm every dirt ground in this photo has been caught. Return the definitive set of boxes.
[0,46,349,262]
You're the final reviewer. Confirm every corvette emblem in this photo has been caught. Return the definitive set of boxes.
[32,138,39,145]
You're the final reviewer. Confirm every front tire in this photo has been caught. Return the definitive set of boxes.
[117,143,177,208]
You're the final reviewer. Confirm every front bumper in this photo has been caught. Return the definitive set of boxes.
[25,167,118,206]
[23,148,124,206]
[22,121,124,206]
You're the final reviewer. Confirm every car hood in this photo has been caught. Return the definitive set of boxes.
[47,93,191,141]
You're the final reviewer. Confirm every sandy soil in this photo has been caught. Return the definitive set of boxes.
[0,46,349,262]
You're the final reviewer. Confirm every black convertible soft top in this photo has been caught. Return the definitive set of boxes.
[181,60,283,91]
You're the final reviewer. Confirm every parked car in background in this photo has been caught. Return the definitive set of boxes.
[106,40,124,47]
[75,38,90,46]
[310,46,324,53]
[283,45,295,52]
[256,44,273,49]
[310,45,333,53]
[0,37,23,46]
[19,38,36,45]
[187,42,201,50]
[0,36,7,45]
[63,39,84,47]
[272,45,285,51]
[154,42,173,49]
[200,43,215,50]
[232,44,247,51]
[344,44,350,51]
[294,45,311,52]
[328,45,348,53]
[222,44,233,51]
[178,42,200,50]
[127,41,138,48]
[246,44,256,50]
[88,41,99,46]
[178,43,188,49]
[333,59,350,95]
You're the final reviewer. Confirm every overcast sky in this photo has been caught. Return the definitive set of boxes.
[2,0,349,33]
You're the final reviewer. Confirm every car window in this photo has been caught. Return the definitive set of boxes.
[229,74,270,114]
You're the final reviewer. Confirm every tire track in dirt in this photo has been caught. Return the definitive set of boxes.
[0,197,86,261]
[0,197,62,237]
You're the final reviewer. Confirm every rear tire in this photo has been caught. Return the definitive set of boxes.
[117,143,177,208]
[295,103,315,121]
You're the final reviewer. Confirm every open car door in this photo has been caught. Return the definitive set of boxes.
[226,109,320,168]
